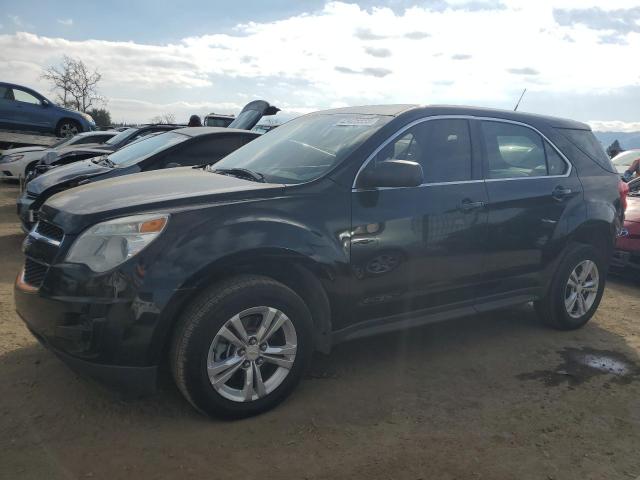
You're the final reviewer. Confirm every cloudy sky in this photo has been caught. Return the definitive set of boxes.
[1,0,639,130]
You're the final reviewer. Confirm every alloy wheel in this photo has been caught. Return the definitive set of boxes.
[59,122,79,137]
[207,306,297,402]
[564,260,599,319]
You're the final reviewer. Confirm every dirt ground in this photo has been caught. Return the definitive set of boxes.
[1,181,639,480]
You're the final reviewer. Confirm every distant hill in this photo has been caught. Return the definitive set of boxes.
[593,131,640,151]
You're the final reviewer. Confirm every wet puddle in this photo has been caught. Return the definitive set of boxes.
[517,347,640,387]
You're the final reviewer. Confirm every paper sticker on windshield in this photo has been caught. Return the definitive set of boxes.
[335,117,379,127]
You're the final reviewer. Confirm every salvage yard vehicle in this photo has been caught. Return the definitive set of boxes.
[15,104,624,418]
[16,127,260,231]
[29,123,182,176]
[0,131,117,180]
[0,82,96,136]
[612,177,640,271]
[204,113,234,127]
[611,149,640,180]
[28,100,279,179]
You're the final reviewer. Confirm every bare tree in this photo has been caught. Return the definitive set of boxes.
[42,56,103,112]
[149,113,176,124]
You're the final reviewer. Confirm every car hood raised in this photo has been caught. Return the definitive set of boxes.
[27,159,111,195]
[41,167,284,233]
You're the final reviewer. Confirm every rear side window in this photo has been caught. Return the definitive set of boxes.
[374,119,472,183]
[169,136,244,167]
[558,128,615,173]
[480,121,568,178]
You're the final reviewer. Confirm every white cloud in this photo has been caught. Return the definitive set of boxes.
[1,1,640,124]
[57,18,73,26]
[589,120,640,133]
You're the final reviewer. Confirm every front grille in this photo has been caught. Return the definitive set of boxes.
[23,258,48,287]
[35,221,64,242]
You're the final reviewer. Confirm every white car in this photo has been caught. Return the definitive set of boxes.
[0,131,116,180]
[611,149,640,176]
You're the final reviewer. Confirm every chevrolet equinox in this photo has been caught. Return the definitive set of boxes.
[15,105,624,418]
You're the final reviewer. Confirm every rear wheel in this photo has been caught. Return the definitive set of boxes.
[56,119,80,138]
[171,275,313,418]
[534,244,606,330]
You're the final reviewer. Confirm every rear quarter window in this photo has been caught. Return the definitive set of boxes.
[557,128,615,173]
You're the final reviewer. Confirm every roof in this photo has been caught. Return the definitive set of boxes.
[172,126,262,137]
[312,104,418,116]
[309,104,590,130]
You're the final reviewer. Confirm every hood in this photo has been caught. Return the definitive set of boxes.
[50,146,113,166]
[227,100,280,130]
[41,166,284,233]
[625,195,640,223]
[55,143,113,155]
[2,146,47,156]
[27,159,111,195]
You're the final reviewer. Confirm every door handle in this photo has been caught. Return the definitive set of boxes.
[552,186,572,201]
[460,199,486,212]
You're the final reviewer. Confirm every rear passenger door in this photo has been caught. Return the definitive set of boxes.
[477,119,583,303]
[350,117,488,324]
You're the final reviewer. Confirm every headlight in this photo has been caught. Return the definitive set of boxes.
[66,214,169,272]
[81,112,94,123]
[0,154,24,164]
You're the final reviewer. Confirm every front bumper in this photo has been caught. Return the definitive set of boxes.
[15,271,158,395]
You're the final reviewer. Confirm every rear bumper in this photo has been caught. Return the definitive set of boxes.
[611,249,640,271]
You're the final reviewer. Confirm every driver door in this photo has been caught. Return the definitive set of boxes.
[349,118,488,326]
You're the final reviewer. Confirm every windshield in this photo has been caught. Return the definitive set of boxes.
[108,131,188,167]
[106,128,136,145]
[213,114,390,184]
[612,150,640,166]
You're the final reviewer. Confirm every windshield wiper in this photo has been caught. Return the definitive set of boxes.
[210,167,266,183]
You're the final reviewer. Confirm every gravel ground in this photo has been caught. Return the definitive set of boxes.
[1,181,639,480]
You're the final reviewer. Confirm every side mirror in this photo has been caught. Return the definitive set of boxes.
[165,162,182,169]
[358,160,424,189]
[41,99,50,108]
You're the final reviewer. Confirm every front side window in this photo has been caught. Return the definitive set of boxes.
[369,118,472,183]
[13,88,41,105]
[481,121,567,178]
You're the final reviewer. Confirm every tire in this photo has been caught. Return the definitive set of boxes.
[534,243,606,330]
[55,119,81,138]
[170,275,314,418]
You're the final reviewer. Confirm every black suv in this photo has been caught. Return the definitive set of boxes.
[15,105,624,418]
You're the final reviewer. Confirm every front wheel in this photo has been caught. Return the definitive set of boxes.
[534,244,606,330]
[170,275,313,418]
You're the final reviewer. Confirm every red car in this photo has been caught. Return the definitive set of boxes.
[613,178,640,271]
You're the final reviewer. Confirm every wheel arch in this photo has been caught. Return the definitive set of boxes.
[153,248,334,367]
[568,219,616,260]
